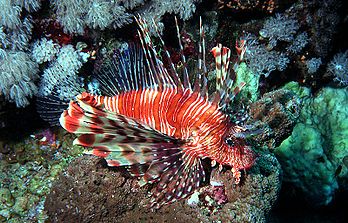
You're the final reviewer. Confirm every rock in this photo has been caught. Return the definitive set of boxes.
[45,153,281,223]
[0,188,15,208]
[249,88,301,149]
[275,86,348,206]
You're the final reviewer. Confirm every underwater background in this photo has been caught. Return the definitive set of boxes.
[0,0,347,222]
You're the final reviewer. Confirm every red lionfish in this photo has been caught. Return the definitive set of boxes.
[59,17,256,208]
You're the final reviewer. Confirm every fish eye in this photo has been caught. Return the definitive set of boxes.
[225,138,234,146]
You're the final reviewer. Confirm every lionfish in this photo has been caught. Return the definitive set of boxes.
[58,17,256,208]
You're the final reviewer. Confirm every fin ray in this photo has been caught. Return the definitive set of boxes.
[147,149,205,208]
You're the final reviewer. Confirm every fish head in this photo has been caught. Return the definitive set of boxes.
[222,129,256,170]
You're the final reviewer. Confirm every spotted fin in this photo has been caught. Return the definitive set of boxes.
[59,92,180,165]
[146,150,206,208]
[59,92,206,207]
[211,43,246,108]
[211,44,232,98]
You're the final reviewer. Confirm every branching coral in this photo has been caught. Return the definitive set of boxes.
[51,0,132,34]
[0,50,39,107]
[243,34,289,77]
[31,38,60,64]
[286,32,309,54]
[306,57,322,74]
[51,0,202,34]
[34,41,89,101]
[259,13,299,50]
[52,0,111,34]
[0,0,40,29]
[328,50,348,85]
[0,2,39,107]
[241,11,311,78]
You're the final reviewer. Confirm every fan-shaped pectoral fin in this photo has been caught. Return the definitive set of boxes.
[140,148,206,208]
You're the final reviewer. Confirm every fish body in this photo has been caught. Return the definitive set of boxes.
[59,17,255,208]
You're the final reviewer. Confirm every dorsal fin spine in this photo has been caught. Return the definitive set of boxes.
[136,17,159,87]
[175,17,191,90]
[201,17,207,74]
[106,60,121,94]
[212,43,234,106]
[152,19,182,89]
[137,28,157,88]
[137,17,181,89]
[200,17,208,97]
[195,17,209,95]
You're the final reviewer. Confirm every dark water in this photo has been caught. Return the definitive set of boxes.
[1,0,347,222]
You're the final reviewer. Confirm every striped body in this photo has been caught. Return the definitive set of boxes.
[90,88,231,163]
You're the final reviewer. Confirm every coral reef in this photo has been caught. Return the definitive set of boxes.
[275,83,348,206]
[234,0,344,92]
[259,14,300,50]
[217,0,278,13]
[0,1,42,108]
[0,129,83,222]
[243,33,290,78]
[34,42,89,100]
[1,16,39,107]
[1,0,204,108]
[248,88,301,149]
[239,10,309,78]
[328,50,348,85]
[51,0,202,34]
[44,153,281,222]
[0,0,347,221]
[0,50,39,107]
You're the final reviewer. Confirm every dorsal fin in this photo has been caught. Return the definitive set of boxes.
[212,44,231,96]
[193,18,203,93]
[174,17,191,90]
[152,19,183,90]
[95,43,150,95]
[211,43,245,108]
[95,17,184,96]
[95,17,226,98]
[197,17,209,97]
[136,17,177,89]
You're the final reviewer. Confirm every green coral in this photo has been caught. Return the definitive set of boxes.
[275,84,348,205]
[282,81,311,99]
[234,62,260,102]
[0,130,83,222]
